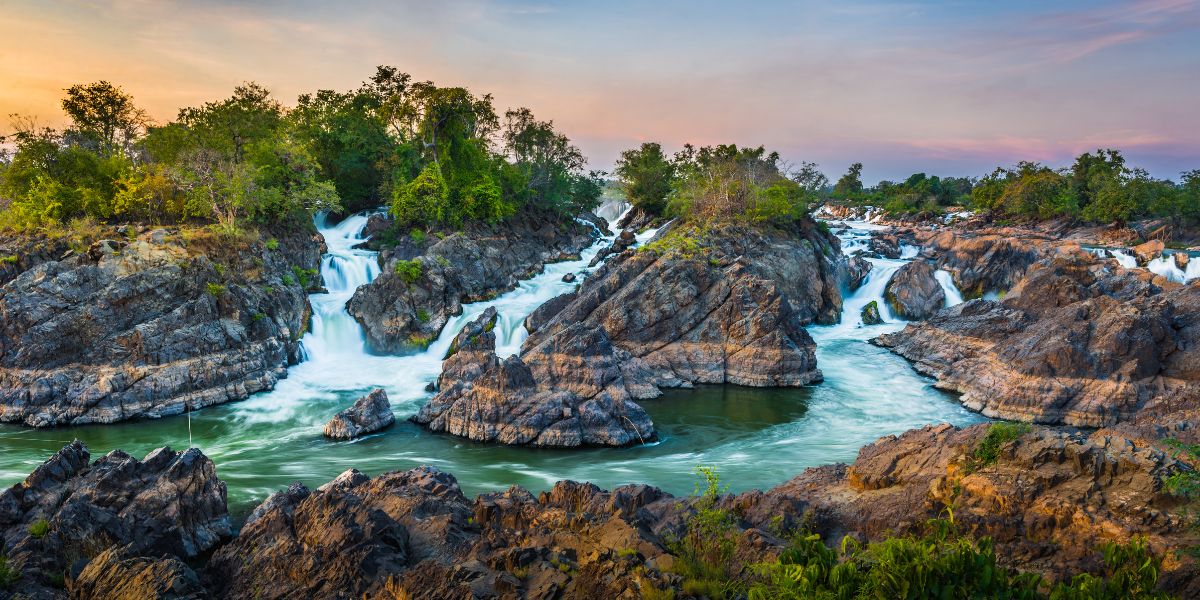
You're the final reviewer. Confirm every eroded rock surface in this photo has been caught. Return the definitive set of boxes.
[414,221,843,446]
[0,227,320,427]
[323,388,395,440]
[884,260,945,320]
[0,441,229,596]
[347,209,599,353]
[876,252,1200,426]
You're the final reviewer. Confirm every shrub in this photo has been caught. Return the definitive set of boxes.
[965,422,1031,472]
[409,228,426,245]
[417,309,431,323]
[205,282,226,297]
[28,518,50,538]
[0,554,18,589]
[292,266,318,288]
[0,254,17,265]
[394,259,423,284]
[265,237,279,251]
[252,312,267,322]
[668,466,742,599]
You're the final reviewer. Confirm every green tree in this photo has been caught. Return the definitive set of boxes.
[1070,149,1126,210]
[832,162,864,198]
[289,88,396,212]
[391,163,449,226]
[177,82,283,163]
[614,142,676,215]
[61,81,149,154]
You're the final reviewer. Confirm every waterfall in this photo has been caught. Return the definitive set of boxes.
[234,207,626,423]
[934,269,965,307]
[1146,253,1200,283]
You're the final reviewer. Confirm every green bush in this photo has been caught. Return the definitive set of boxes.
[28,518,49,538]
[417,309,431,323]
[409,228,426,245]
[0,254,17,265]
[0,554,18,589]
[394,259,423,284]
[205,282,226,297]
[265,237,279,251]
[966,422,1032,472]
[291,266,318,288]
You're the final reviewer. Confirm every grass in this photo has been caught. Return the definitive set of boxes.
[965,422,1031,472]
[0,254,16,265]
[28,518,49,538]
[417,309,430,323]
[265,237,279,251]
[394,259,423,284]
[0,554,18,589]
[292,266,318,289]
[206,282,226,297]
[409,228,426,245]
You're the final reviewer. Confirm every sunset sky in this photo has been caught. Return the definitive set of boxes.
[2,0,1198,183]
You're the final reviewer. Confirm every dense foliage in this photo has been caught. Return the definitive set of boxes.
[613,143,816,225]
[0,69,601,236]
[822,149,1199,225]
[658,468,1174,600]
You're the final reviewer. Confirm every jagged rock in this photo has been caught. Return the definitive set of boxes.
[1133,239,1165,265]
[736,423,1199,589]
[588,229,637,267]
[884,260,945,320]
[861,300,883,325]
[0,442,229,592]
[869,233,901,258]
[347,209,598,353]
[523,292,576,334]
[0,227,320,427]
[876,252,1200,426]
[842,254,872,291]
[912,230,1052,298]
[323,388,395,440]
[68,545,209,599]
[415,221,841,447]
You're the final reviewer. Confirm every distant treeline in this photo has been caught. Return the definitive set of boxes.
[0,68,601,235]
[614,143,1200,227]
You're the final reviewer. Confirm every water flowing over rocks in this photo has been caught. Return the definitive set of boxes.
[884,260,945,320]
[0,227,321,428]
[0,441,229,596]
[875,251,1200,426]
[323,388,395,440]
[909,229,1052,298]
[841,254,872,291]
[347,209,600,353]
[414,221,843,447]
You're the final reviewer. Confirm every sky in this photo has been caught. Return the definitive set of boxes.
[1,0,1198,183]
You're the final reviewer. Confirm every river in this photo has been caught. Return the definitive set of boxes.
[0,212,984,517]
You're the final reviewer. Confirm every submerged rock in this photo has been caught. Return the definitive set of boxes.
[323,388,395,440]
[884,260,945,320]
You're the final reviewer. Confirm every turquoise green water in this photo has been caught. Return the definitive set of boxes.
[0,217,985,517]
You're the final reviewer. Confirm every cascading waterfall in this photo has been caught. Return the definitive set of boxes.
[300,212,381,360]
[934,269,965,307]
[1146,253,1200,283]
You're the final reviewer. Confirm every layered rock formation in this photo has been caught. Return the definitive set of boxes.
[414,221,844,447]
[0,441,229,596]
[0,226,321,427]
[884,260,945,320]
[347,209,599,353]
[323,388,395,440]
[876,251,1200,426]
[909,229,1050,298]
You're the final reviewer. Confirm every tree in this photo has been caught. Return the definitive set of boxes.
[832,162,864,198]
[613,142,676,214]
[290,88,395,212]
[791,161,828,195]
[177,83,283,163]
[1070,149,1125,209]
[502,107,594,214]
[61,81,149,154]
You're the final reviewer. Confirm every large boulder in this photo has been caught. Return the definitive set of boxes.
[68,545,208,600]
[323,388,395,440]
[0,442,229,593]
[0,226,320,427]
[1133,239,1165,265]
[842,254,873,291]
[347,209,598,353]
[884,260,945,320]
[414,221,842,447]
[868,233,901,259]
[875,251,1200,426]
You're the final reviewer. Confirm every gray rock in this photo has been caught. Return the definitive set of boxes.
[323,388,395,440]
[884,260,945,320]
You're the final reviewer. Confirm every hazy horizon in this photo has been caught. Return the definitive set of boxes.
[3,0,1198,184]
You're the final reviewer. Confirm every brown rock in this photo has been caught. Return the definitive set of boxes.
[1133,239,1165,265]
[884,260,945,320]
[323,388,395,440]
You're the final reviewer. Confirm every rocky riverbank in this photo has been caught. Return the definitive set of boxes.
[0,223,322,427]
[2,425,1195,598]
[412,219,846,447]
[346,208,601,353]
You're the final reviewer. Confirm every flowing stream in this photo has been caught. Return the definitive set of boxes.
[0,214,983,516]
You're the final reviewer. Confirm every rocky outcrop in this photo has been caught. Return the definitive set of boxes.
[911,229,1051,298]
[1133,239,1165,265]
[736,423,1198,589]
[876,251,1200,426]
[841,254,872,291]
[868,233,901,258]
[323,388,395,440]
[523,292,575,335]
[884,260,945,320]
[347,209,599,353]
[861,300,883,325]
[0,441,229,595]
[0,226,321,427]
[588,229,636,267]
[414,221,843,446]
[68,546,208,600]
